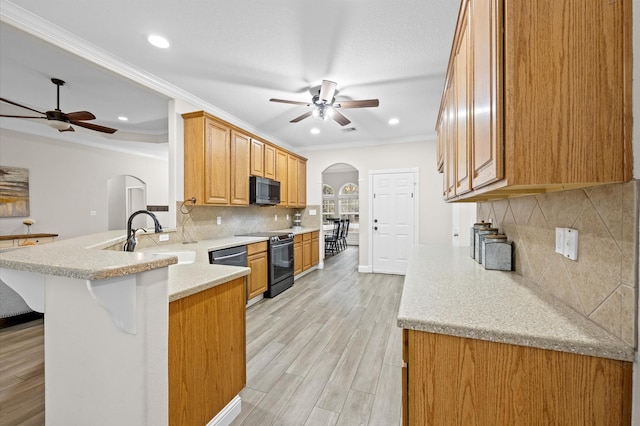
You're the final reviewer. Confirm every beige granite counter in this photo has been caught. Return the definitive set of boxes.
[397,245,635,362]
[0,231,260,300]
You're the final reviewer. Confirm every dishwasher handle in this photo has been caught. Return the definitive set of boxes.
[210,250,247,261]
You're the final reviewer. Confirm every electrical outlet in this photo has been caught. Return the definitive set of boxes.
[90,210,97,216]
[159,234,169,242]
[286,214,290,220]
[309,209,317,216]
[274,214,278,221]
[216,216,221,225]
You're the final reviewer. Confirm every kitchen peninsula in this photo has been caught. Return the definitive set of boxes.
[0,230,264,425]
[398,246,634,425]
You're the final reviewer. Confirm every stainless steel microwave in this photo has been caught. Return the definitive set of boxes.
[250,176,280,206]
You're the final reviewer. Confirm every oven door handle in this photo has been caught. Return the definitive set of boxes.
[271,241,294,248]
[210,250,247,261]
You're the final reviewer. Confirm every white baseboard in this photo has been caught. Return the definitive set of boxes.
[206,395,241,426]
[317,261,324,269]
[358,265,373,273]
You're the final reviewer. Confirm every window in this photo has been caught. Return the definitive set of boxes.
[322,184,336,220]
[339,183,359,215]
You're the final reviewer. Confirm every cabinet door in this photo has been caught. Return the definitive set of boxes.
[264,144,276,180]
[276,149,288,207]
[471,0,503,188]
[169,277,246,426]
[247,252,268,299]
[311,233,319,266]
[454,10,471,195]
[297,158,307,208]
[287,154,298,207]
[293,240,303,275]
[230,130,250,205]
[445,82,457,200]
[302,233,312,271]
[250,138,264,177]
[204,118,231,204]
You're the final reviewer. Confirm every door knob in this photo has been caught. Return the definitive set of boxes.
[374,219,378,223]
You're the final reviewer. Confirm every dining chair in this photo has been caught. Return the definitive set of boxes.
[324,219,341,255]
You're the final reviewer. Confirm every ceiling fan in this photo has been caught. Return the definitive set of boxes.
[270,80,379,126]
[0,78,117,134]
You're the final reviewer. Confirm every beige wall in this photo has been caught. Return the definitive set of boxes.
[302,139,468,270]
[476,181,638,346]
[0,128,169,239]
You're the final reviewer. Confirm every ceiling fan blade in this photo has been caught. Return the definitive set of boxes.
[290,111,313,123]
[70,120,118,134]
[65,111,96,121]
[334,99,380,109]
[319,80,337,103]
[332,110,351,126]
[0,97,46,116]
[0,114,46,119]
[270,98,311,106]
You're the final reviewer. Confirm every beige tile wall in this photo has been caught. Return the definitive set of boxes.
[476,181,638,346]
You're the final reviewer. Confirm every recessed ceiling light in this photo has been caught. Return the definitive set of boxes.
[148,35,170,49]
[118,116,129,121]
[310,128,320,135]
[388,118,400,125]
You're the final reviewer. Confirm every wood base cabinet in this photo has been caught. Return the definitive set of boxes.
[247,241,268,299]
[402,330,632,425]
[437,0,632,202]
[294,231,320,276]
[169,278,246,426]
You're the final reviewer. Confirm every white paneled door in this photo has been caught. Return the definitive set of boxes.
[371,171,417,274]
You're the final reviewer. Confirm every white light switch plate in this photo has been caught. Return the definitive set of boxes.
[309,209,317,216]
[555,227,565,254]
[159,234,169,242]
[564,228,578,260]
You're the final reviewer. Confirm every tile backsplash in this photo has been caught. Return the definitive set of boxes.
[476,181,638,346]
[176,204,322,242]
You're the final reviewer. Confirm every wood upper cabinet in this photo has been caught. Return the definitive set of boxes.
[286,154,307,208]
[287,154,298,207]
[183,110,307,207]
[403,329,632,425]
[250,138,265,177]
[264,143,276,180]
[453,7,471,196]
[247,242,268,299]
[276,148,288,207]
[183,112,230,205]
[437,0,632,202]
[230,130,250,205]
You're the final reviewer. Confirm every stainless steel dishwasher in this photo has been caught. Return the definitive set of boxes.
[208,245,247,267]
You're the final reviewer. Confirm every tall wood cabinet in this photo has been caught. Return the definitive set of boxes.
[230,130,250,205]
[437,0,632,202]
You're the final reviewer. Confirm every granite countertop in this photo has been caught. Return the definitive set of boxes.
[398,245,635,362]
[0,231,260,300]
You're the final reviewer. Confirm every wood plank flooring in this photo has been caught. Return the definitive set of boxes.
[234,247,404,426]
[0,246,404,425]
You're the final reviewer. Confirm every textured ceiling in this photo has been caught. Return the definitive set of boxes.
[0,0,460,154]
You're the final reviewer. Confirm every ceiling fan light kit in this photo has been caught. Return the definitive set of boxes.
[270,79,379,127]
[0,78,118,134]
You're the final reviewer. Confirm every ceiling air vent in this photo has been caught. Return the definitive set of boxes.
[341,127,357,133]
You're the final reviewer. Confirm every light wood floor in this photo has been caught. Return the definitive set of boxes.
[0,246,404,426]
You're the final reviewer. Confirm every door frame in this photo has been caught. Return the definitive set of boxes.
[367,168,420,274]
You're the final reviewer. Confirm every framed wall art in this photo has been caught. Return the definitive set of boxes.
[0,166,30,217]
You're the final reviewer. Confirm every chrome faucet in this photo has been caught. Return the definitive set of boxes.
[123,210,163,252]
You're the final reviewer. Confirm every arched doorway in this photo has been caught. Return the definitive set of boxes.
[321,163,359,247]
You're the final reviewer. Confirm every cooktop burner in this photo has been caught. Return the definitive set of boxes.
[240,231,294,242]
